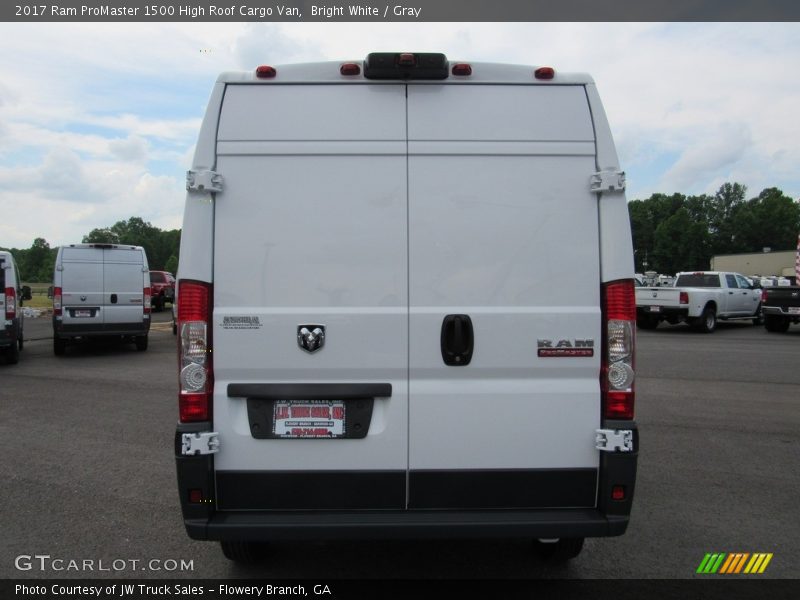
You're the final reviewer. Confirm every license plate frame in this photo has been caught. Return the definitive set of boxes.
[273,399,346,438]
[73,309,92,318]
[788,307,800,315]
[246,397,373,440]
[649,305,662,313]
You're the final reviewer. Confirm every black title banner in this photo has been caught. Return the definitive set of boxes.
[4,0,800,22]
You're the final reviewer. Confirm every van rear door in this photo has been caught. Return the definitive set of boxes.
[211,84,410,510]
[103,248,146,327]
[0,258,6,314]
[60,247,104,329]
[406,84,602,509]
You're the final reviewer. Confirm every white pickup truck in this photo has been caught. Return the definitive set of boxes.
[636,271,763,332]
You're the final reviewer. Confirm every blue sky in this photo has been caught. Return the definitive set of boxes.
[1,22,799,248]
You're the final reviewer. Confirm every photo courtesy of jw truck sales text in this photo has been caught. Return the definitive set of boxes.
[175,52,638,563]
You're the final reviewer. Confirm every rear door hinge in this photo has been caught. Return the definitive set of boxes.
[181,431,220,456]
[186,169,223,193]
[590,170,626,193]
[595,428,633,452]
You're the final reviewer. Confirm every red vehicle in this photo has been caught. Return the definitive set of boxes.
[149,271,175,312]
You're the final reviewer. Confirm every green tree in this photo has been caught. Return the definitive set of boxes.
[628,193,687,272]
[28,238,57,282]
[628,200,654,272]
[652,208,710,274]
[164,254,179,275]
[731,188,800,253]
[707,182,747,255]
[82,228,120,244]
[79,217,181,271]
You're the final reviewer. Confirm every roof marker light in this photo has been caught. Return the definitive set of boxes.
[534,67,555,80]
[340,63,361,76]
[256,65,276,79]
[452,63,472,76]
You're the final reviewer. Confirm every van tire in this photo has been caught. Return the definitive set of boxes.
[6,341,20,364]
[53,336,67,356]
[535,538,584,562]
[18,335,24,351]
[135,335,149,351]
[220,541,267,564]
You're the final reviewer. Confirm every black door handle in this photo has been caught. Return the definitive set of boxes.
[110,294,118,304]
[441,314,473,366]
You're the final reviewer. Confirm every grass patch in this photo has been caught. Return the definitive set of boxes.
[23,296,52,309]
[21,283,52,309]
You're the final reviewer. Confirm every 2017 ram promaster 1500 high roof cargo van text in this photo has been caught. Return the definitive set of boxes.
[174,54,639,563]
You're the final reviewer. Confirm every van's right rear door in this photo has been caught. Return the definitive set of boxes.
[406,84,603,510]
[103,248,145,328]
[211,83,410,511]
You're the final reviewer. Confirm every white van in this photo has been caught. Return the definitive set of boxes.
[52,244,151,354]
[175,54,638,563]
[1,250,29,364]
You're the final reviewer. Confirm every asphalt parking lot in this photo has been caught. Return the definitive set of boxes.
[1,313,798,580]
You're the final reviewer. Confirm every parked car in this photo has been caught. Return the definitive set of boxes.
[636,271,762,332]
[1,250,31,364]
[762,285,800,332]
[149,270,176,312]
[52,244,151,354]
[174,53,638,564]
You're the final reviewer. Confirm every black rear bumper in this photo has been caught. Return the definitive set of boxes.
[176,421,638,541]
[186,509,630,541]
[0,321,19,347]
[53,320,150,338]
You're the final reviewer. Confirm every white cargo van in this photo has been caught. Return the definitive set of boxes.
[175,54,638,563]
[52,244,151,354]
[1,250,29,364]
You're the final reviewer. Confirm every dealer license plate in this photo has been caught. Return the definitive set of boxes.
[74,309,92,318]
[272,400,346,438]
[649,305,662,313]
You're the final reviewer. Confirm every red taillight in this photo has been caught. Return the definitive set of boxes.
[679,291,689,305]
[340,62,361,76]
[612,485,626,501]
[761,289,768,303]
[534,66,555,80]
[605,279,636,320]
[180,394,210,422]
[601,279,635,420]
[143,286,151,315]
[397,53,416,66]
[178,280,213,423]
[53,286,62,317]
[255,65,276,79]
[4,287,16,319]
[451,63,472,76]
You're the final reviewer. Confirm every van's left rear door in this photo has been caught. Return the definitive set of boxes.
[60,248,104,331]
[211,83,409,511]
[103,248,146,329]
